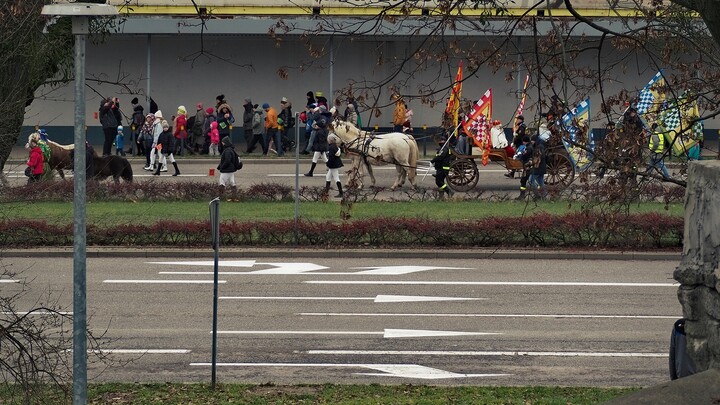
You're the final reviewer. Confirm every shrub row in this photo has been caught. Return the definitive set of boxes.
[0,212,682,248]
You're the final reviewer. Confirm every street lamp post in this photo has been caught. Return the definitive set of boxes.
[40,4,117,404]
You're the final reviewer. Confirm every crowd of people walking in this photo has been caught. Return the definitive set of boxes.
[92,91,363,191]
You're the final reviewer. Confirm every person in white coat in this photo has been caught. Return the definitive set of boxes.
[148,110,165,171]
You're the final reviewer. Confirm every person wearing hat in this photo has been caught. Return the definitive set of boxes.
[215,101,234,152]
[505,115,527,178]
[514,135,533,199]
[304,110,329,176]
[114,125,125,157]
[217,136,240,187]
[26,136,45,184]
[154,119,181,176]
[129,97,145,155]
[202,107,216,155]
[315,91,328,108]
[242,98,254,152]
[262,102,279,156]
[148,110,165,171]
[173,106,191,155]
[431,135,454,199]
[277,97,294,157]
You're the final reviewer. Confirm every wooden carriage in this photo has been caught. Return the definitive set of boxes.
[446,144,575,192]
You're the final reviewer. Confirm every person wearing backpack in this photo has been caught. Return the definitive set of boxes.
[217,136,241,187]
[278,97,294,156]
[527,135,547,200]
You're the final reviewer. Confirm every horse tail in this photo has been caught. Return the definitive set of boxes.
[407,136,419,174]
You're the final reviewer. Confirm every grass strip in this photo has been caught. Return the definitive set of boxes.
[0,200,683,225]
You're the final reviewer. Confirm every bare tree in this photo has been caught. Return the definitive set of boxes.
[0,262,108,404]
[274,1,717,179]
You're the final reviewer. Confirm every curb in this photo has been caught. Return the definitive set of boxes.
[0,247,682,261]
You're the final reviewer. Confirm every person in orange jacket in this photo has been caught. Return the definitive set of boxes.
[263,102,280,156]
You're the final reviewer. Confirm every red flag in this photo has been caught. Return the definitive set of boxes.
[445,61,463,130]
[463,89,493,166]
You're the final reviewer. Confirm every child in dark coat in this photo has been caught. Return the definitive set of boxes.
[325,134,344,197]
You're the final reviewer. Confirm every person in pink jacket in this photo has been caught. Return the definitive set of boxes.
[209,121,220,155]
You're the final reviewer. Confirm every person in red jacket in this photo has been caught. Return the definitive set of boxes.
[26,137,44,183]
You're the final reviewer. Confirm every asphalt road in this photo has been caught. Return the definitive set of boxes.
[3,255,681,387]
[2,152,522,197]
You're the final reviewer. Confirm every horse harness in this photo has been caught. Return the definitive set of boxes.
[340,132,417,169]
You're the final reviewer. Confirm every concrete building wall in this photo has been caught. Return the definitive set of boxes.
[21,31,711,145]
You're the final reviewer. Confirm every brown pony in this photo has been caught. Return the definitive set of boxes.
[25,132,80,179]
[92,155,133,183]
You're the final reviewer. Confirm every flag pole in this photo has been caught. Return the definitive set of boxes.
[421,123,462,182]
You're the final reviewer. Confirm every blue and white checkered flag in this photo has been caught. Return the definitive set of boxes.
[636,71,664,115]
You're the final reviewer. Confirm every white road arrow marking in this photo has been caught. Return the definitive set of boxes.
[218,294,484,303]
[307,350,668,358]
[251,263,329,274]
[374,295,484,303]
[89,349,191,354]
[216,329,500,338]
[306,280,679,287]
[147,260,256,267]
[384,329,498,338]
[351,266,472,275]
[189,362,509,380]
[299,312,679,319]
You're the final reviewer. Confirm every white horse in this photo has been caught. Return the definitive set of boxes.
[330,119,419,190]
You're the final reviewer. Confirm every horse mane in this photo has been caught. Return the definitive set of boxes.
[27,132,74,150]
[46,139,74,151]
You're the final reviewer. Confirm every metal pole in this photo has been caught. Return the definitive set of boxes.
[294,112,300,231]
[72,15,88,405]
[209,197,220,389]
[146,34,151,110]
[329,37,334,101]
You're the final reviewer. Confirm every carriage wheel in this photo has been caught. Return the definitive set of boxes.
[447,158,479,192]
[545,151,575,189]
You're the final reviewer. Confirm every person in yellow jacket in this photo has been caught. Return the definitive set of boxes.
[263,102,281,156]
[647,123,670,179]
[392,94,406,132]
